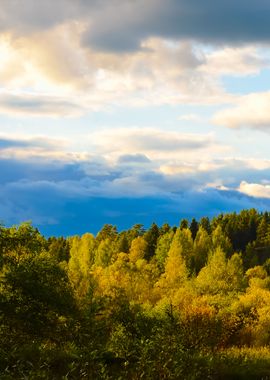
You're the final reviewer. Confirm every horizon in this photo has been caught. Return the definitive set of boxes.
[1,207,266,238]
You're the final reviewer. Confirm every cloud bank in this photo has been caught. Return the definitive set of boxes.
[2,1,270,50]
[0,131,269,234]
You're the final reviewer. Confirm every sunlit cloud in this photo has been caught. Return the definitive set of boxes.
[200,46,270,77]
[213,91,270,130]
[90,128,227,162]
[2,29,257,117]
[239,181,270,199]
[1,19,269,118]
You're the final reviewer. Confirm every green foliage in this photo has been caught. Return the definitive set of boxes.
[1,252,76,338]
[189,217,199,240]
[47,236,70,262]
[200,216,211,234]
[2,211,270,379]
[193,226,211,274]
[68,233,96,302]
[95,238,114,267]
[211,225,233,256]
[196,248,245,295]
[179,218,188,230]
[144,222,159,260]
[156,236,188,296]
[155,230,174,272]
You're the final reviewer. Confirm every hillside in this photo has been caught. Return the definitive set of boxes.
[1,209,270,379]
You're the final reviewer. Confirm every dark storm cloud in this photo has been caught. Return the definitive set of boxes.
[1,1,270,52]
[2,179,269,237]
[168,188,269,218]
[0,157,86,184]
[1,152,270,235]
[82,0,270,52]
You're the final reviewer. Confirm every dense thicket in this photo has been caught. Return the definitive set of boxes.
[1,209,270,379]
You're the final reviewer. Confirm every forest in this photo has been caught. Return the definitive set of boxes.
[1,209,270,379]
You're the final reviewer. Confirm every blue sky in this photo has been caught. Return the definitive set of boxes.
[1,0,270,236]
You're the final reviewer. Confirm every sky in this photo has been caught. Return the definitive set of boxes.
[1,0,270,236]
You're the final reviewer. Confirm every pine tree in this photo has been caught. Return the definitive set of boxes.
[190,218,199,240]
[144,223,160,260]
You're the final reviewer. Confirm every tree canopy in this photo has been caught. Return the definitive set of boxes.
[1,210,270,379]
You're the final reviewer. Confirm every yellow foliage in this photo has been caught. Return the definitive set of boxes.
[155,242,188,297]
[129,236,147,263]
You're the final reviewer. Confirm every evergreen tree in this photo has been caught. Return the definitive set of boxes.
[47,236,70,262]
[257,215,270,246]
[144,222,160,260]
[180,219,188,230]
[96,224,118,242]
[200,216,211,234]
[189,218,199,240]
[159,223,171,235]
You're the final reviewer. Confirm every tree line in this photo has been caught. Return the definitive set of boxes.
[1,208,270,378]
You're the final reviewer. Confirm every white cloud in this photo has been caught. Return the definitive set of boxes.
[212,91,270,130]
[90,128,224,162]
[1,19,269,118]
[0,1,269,119]
[0,91,84,117]
[0,31,236,116]
[239,181,270,198]
[244,158,270,170]
[201,46,269,77]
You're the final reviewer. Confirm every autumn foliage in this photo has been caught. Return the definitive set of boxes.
[1,209,270,378]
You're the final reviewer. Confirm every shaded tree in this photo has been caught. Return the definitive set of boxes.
[190,218,199,241]
[144,222,160,260]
